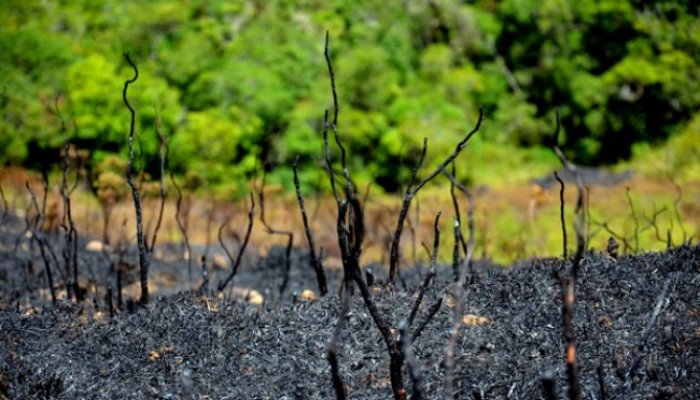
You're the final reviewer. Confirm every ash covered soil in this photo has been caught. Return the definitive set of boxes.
[0,215,699,399]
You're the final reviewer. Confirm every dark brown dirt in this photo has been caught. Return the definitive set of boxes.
[0,213,698,399]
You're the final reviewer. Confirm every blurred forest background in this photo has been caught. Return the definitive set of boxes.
[1,1,699,263]
[2,0,699,195]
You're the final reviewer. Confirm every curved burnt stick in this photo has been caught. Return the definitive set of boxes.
[324,31,339,128]
[408,212,441,327]
[328,289,351,400]
[411,297,442,342]
[293,157,328,296]
[398,319,423,400]
[170,173,193,286]
[323,35,364,293]
[554,172,568,259]
[122,52,149,305]
[217,193,255,292]
[325,34,364,260]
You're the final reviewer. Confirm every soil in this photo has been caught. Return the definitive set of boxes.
[0,213,699,400]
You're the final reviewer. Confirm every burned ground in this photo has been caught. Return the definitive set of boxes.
[0,213,698,400]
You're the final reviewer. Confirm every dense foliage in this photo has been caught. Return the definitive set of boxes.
[2,1,699,196]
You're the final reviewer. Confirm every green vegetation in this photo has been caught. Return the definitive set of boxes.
[2,1,699,196]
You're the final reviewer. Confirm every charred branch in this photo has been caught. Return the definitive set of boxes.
[217,194,255,292]
[551,110,586,400]
[122,52,149,305]
[388,108,483,284]
[293,156,328,296]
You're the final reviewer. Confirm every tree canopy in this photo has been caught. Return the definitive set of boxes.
[2,0,698,196]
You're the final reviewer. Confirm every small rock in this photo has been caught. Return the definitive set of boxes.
[231,287,264,305]
[212,253,229,270]
[300,289,317,301]
[462,314,490,326]
[86,240,105,252]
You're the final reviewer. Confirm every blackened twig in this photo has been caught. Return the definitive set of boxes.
[122,52,149,305]
[293,156,328,296]
[555,172,568,259]
[412,297,443,342]
[217,193,255,292]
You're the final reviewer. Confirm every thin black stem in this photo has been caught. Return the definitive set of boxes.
[293,156,328,296]
[122,52,149,305]
[555,172,568,259]
[217,193,255,292]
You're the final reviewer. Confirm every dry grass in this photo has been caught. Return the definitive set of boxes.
[2,167,698,267]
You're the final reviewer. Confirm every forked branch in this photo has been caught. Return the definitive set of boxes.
[217,193,255,292]
[388,108,483,284]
